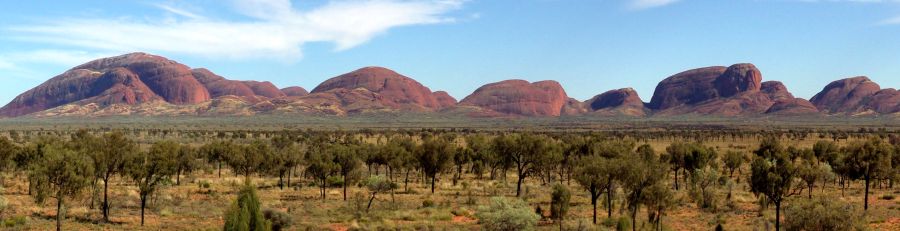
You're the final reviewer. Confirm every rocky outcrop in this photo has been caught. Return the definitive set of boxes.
[647,64,819,116]
[72,53,210,104]
[307,67,449,112]
[281,86,309,97]
[584,88,646,116]
[459,80,570,116]
[809,77,898,114]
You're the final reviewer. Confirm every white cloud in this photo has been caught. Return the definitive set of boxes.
[7,0,465,60]
[629,0,680,10]
[2,50,113,67]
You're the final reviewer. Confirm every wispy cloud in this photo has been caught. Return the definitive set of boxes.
[629,0,680,10]
[1,50,113,67]
[880,15,900,24]
[6,0,465,60]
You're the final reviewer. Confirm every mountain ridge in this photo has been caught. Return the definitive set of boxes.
[2,53,897,118]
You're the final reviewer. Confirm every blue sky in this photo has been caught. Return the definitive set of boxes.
[1,0,899,104]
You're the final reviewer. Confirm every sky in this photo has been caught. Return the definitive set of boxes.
[1,0,899,104]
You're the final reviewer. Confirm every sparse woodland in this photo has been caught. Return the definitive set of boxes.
[0,127,897,230]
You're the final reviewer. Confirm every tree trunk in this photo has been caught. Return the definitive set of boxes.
[217,161,222,178]
[864,174,870,211]
[140,194,147,226]
[56,195,63,231]
[631,206,638,231]
[606,184,614,218]
[287,167,292,190]
[103,177,110,222]
[404,169,410,192]
[176,169,181,185]
[431,174,436,194]
[775,201,781,231]
[343,179,348,201]
[674,169,679,190]
[367,193,376,213]
[516,172,525,197]
[591,192,599,224]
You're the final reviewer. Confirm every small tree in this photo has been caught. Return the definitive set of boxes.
[127,140,178,226]
[305,148,336,200]
[224,183,271,231]
[364,175,395,212]
[784,198,864,231]
[174,145,199,185]
[620,154,666,231]
[550,184,571,230]
[723,151,744,178]
[494,134,555,197]
[230,140,271,181]
[842,137,894,211]
[476,197,540,231]
[574,154,619,224]
[28,144,94,231]
[94,132,136,222]
[642,182,674,231]
[333,145,362,201]
[417,136,455,194]
[749,138,798,231]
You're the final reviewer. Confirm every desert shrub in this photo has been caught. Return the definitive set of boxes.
[326,176,344,188]
[615,216,631,231]
[1,215,26,227]
[224,184,271,231]
[881,194,895,200]
[422,198,435,208]
[476,197,540,231]
[0,194,7,216]
[263,209,293,231]
[783,198,865,231]
[199,180,211,189]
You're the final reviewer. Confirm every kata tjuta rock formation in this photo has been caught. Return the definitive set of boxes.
[584,88,647,116]
[280,86,309,97]
[298,66,455,114]
[810,76,900,114]
[0,53,209,117]
[458,80,584,117]
[645,63,819,116]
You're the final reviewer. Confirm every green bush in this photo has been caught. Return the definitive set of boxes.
[1,215,27,227]
[326,176,344,188]
[224,184,271,231]
[263,209,293,231]
[422,198,435,208]
[616,216,631,231]
[476,197,540,231]
[783,198,865,231]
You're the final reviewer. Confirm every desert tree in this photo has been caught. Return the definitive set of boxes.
[749,137,798,231]
[550,184,571,230]
[230,140,272,181]
[0,137,19,182]
[574,154,619,224]
[333,144,363,201]
[417,136,455,194]
[28,143,94,231]
[271,140,304,190]
[200,140,239,178]
[305,146,337,200]
[127,140,178,226]
[174,145,200,185]
[620,152,666,231]
[493,134,555,197]
[452,146,473,186]
[364,175,395,212]
[812,140,840,165]
[385,136,416,192]
[842,137,894,210]
[723,150,744,178]
[93,132,136,222]
[642,182,674,231]
[784,198,865,231]
[797,159,832,199]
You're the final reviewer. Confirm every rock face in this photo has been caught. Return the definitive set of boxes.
[585,88,646,116]
[432,91,458,109]
[306,67,451,112]
[459,80,571,116]
[809,77,898,114]
[281,87,309,97]
[0,53,295,117]
[647,64,818,116]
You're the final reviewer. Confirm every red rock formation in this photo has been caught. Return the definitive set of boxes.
[459,80,570,116]
[281,86,309,97]
[584,88,646,116]
[810,77,887,114]
[647,64,819,116]
[715,64,762,98]
[242,81,286,98]
[432,91,458,109]
[73,52,210,104]
[308,66,448,112]
[647,66,726,110]
[192,68,257,98]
